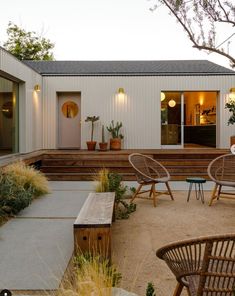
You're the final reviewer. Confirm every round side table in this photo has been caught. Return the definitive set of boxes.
[186,177,206,204]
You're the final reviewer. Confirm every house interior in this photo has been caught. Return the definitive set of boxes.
[161,91,217,148]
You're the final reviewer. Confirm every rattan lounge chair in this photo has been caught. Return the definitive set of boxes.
[156,233,235,295]
[128,153,174,207]
[207,153,235,206]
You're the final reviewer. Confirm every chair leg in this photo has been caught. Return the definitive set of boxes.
[152,183,157,207]
[186,287,191,296]
[149,184,154,197]
[173,281,184,296]
[217,185,222,200]
[209,183,218,206]
[166,182,174,200]
[131,184,142,203]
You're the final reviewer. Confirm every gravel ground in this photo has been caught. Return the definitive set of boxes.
[112,190,235,296]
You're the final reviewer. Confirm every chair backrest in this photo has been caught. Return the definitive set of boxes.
[128,153,170,182]
[208,153,235,184]
[156,233,235,295]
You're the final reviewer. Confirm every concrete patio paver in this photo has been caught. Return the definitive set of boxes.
[0,182,90,291]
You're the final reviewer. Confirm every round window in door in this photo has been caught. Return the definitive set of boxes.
[62,101,79,118]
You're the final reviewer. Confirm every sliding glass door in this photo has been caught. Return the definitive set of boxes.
[161,91,217,148]
[161,92,183,148]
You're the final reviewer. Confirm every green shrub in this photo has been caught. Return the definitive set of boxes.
[146,282,156,296]
[0,161,50,216]
[95,169,136,219]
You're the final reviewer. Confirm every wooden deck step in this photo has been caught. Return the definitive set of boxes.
[38,149,230,181]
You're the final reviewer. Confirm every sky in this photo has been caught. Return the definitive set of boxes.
[0,0,234,69]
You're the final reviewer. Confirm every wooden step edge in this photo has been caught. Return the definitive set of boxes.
[41,165,132,169]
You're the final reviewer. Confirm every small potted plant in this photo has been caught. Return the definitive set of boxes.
[107,120,124,150]
[99,125,108,151]
[225,98,235,146]
[85,116,99,150]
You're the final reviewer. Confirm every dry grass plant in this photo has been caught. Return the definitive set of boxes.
[4,161,50,197]
[94,168,110,193]
[58,254,121,296]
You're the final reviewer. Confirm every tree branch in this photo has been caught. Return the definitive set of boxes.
[155,0,235,67]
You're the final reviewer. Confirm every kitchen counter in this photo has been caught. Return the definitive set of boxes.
[184,125,216,147]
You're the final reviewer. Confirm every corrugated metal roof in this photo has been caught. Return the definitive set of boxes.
[23,60,235,76]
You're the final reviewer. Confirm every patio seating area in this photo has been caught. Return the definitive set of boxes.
[0,173,234,295]
[112,189,235,296]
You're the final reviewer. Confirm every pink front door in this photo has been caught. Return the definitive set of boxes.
[58,92,81,149]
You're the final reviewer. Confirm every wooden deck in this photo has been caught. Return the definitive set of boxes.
[0,148,229,181]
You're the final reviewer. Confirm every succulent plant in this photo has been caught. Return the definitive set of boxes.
[106,120,124,139]
[101,125,106,143]
[85,116,99,141]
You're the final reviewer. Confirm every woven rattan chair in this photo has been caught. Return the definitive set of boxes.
[207,153,235,206]
[128,153,174,207]
[156,233,235,296]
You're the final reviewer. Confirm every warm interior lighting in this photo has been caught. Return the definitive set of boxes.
[168,99,176,108]
[229,88,235,100]
[34,84,40,92]
[161,92,165,101]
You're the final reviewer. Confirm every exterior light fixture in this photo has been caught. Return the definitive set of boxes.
[117,88,125,102]
[118,88,125,95]
[229,88,235,100]
[34,84,40,92]
[161,92,165,101]
[168,99,176,108]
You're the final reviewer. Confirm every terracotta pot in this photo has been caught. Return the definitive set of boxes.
[231,136,235,147]
[110,138,121,150]
[86,141,97,150]
[99,142,108,151]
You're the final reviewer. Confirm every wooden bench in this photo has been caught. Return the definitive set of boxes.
[73,192,115,259]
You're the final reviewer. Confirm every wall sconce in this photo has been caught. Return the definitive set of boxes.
[117,88,125,102]
[161,92,165,101]
[229,88,235,100]
[34,84,41,92]
[168,99,176,108]
[118,88,125,95]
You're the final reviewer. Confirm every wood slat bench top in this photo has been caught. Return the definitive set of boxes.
[74,192,115,228]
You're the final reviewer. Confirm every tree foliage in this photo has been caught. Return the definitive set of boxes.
[151,0,235,67]
[3,22,54,60]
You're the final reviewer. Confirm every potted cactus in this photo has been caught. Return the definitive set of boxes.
[107,120,124,150]
[99,125,108,151]
[85,116,99,150]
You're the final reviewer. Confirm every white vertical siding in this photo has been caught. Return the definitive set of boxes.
[1,46,235,151]
[43,74,235,149]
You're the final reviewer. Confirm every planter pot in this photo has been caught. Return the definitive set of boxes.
[99,142,108,151]
[86,141,97,150]
[230,136,235,147]
[110,138,121,150]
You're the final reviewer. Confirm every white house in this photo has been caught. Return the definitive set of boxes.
[0,46,235,157]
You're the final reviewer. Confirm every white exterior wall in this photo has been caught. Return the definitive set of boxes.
[1,47,235,152]
[0,48,43,153]
[43,75,235,149]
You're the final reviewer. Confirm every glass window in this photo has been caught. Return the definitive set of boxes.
[161,92,182,145]
[0,76,19,156]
